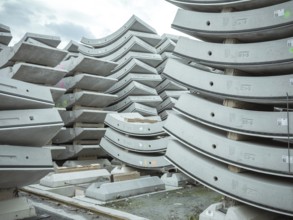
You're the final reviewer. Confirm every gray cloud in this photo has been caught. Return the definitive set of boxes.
[0,0,36,26]
[46,22,95,42]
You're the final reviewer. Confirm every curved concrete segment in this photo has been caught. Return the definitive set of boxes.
[93,36,157,61]
[164,113,293,177]
[157,97,177,113]
[172,2,293,43]
[0,108,63,146]
[85,176,165,202]
[79,31,161,57]
[52,127,106,144]
[106,74,162,94]
[105,96,162,112]
[43,146,67,160]
[56,91,117,109]
[156,39,176,54]
[174,94,293,139]
[156,78,187,94]
[104,113,165,137]
[116,51,163,67]
[56,74,117,92]
[20,32,61,48]
[165,0,289,12]
[52,145,107,160]
[57,54,118,77]
[0,146,53,188]
[100,138,171,169]
[0,23,10,33]
[123,103,158,116]
[0,32,12,45]
[0,109,63,146]
[0,62,68,85]
[174,36,293,74]
[0,41,67,68]
[110,59,158,80]
[0,77,54,110]
[165,140,293,216]
[157,33,179,47]
[49,87,66,101]
[81,15,157,47]
[159,110,175,120]
[159,90,190,100]
[113,81,158,103]
[104,128,169,153]
[163,58,293,104]
[60,109,113,126]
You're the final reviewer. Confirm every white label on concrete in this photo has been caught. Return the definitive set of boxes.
[287,39,293,47]
[282,155,293,164]
[277,118,288,126]
[274,9,285,17]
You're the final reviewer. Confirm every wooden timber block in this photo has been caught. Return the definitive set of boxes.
[72,105,103,111]
[125,118,158,124]
[55,164,101,173]
[228,164,246,173]
[112,171,140,182]
[73,122,104,128]
[223,99,273,111]
[227,132,254,141]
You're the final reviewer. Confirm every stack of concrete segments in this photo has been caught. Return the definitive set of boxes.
[52,53,119,161]
[0,29,65,219]
[0,23,12,51]
[100,113,172,170]
[78,15,165,117]
[0,32,68,101]
[0,33,71,162]
[164,0,293,218]
[155,34,190,120]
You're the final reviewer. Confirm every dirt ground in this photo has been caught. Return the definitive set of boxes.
[104,184,222,220]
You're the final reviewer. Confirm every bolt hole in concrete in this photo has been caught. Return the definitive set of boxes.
[208,51,212,56]
[148,128,151,131]
[29,116,34,120]
[214,176,218,181]
[26,89,29,92]
[209,81,214,86]
[206,21,211,26]
[148,145,151,148]
[26,156,29,159]
[212,144,216,149]
[210,112,215,117]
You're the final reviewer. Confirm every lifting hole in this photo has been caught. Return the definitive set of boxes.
[210,81,214,86]
[214,176,218,181]
[212,144,216,149]
[206,21,211,26]
[208,51,212,56]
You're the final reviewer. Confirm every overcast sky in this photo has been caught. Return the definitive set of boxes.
[0,0,183,48]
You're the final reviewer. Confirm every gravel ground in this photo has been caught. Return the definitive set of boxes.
[104,184,222,220]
